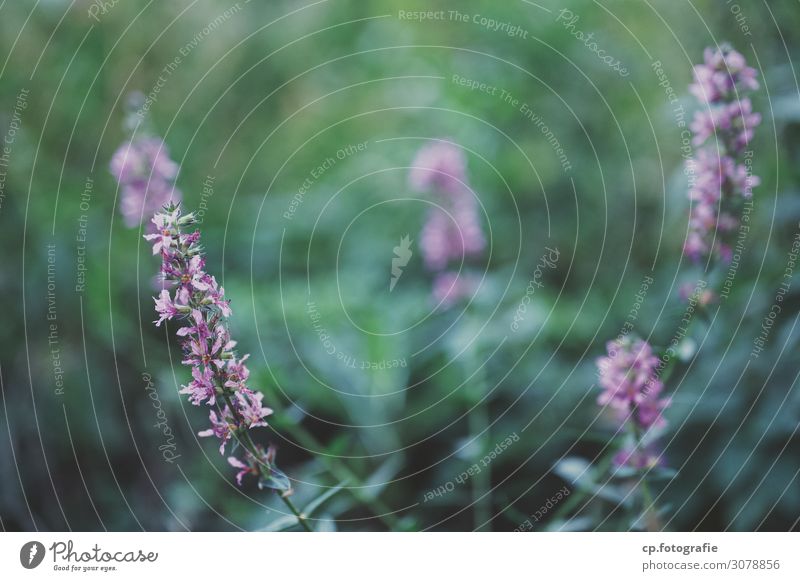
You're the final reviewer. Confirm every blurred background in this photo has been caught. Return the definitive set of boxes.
[1,0,799,531]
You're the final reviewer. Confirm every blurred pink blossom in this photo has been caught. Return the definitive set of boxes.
[110,136,181,227]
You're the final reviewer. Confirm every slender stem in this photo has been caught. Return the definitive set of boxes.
[636,475,661,531]
[279,493,313,532]
[222,393,313,532]
[466,346,491,531]
[630,421,658,531]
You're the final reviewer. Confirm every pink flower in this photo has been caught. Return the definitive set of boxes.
[223,354,250,390]
[177,255,210,292]
[153,289,180,326]
[176,309,212,340]
[110,136,182,228]
[235,389,273,429]
[143,209,180,254]
[228,456,256,486]
[181,335,225,370]
[226,446,277,487]
[596,337,672,469]
[409,140,468,194]
[198,408,234,454]
[179,366,217,406]
[683,231,708,262]
[596,337,670,431]
[690,98,761,150]
[729,98,761,151]
[411,140,486,286]
[683,46,760,263]
[689,45,758,105]
[203,276,232,317]
[419,210,452,270]
[420,198,485,270]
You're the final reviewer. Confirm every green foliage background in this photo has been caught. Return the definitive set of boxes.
[1,0,798,531]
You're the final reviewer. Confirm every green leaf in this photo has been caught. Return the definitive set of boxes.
[326,434,352,456]
[554,457,595,489]
[258,466,291,491]
[302,481,348,517]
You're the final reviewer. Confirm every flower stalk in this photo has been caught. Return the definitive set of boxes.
[145,203,312,531]
[684,44,760,263]
[410,139,485,307]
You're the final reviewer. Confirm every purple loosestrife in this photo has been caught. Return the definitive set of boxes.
[411,141,485,270]
[111,136,182,228]
[684,45,761,262]
[144,204,294,495]
[596,337,671,469]
[411,141,485,308]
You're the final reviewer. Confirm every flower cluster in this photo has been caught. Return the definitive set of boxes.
[410,140,485,308]
[419,198,485,271]
[110,136,182,228]
[684,45,761,262]
[145,204,288,490]
[596,337,671,469]
[409,140,468,195]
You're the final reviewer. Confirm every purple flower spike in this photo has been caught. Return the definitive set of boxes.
[684,45,760,264]
[146,204,281,488]
[596,337,671,469]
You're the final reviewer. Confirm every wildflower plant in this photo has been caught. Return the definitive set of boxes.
[145,203,312,531]
[410,140,494,528]
[564,45,761,531]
